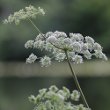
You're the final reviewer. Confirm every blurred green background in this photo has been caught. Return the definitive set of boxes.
[0,0,110,110]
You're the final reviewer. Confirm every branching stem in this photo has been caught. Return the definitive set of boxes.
[28,18,45,39]
[64,50,90,109]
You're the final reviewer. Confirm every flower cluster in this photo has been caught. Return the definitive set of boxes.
[3,5,45,25]
[28,85,90,110]
[26,53,37,64]
[25,31,107,67]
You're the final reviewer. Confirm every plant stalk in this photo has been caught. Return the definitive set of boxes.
[28,18,45,39]
[64,50,90,109]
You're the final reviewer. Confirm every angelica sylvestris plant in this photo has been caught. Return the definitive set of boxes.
[25,31,107,65]
[28,85,90,110]
[4,5,108,110]
[3,5,45,25]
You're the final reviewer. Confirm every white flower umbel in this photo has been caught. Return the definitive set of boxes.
[28,85,90,110]
[25,31,107,66]
[3,5,45,25]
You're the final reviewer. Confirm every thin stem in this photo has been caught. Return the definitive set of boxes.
[64,50,90,109]
[28,18,45,39]
[28,18,63,50]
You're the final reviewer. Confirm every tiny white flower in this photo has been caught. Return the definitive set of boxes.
[93,42,102,51]
[25,40,34,49]
[81,43,88,51]
[45,91,55,99]
[72,55,83,64]
[57,90,67,99]
[85,36,94,44]
[69,33,84,41]
[52,47,62,55]
[39,88,47,96]
[94,50,108,61]
[40,56,51,67]
[45,101,52,109]
[72,42,81,52]
[57,93,65,101]
[47,35,57,43]
[77,104,87,110]
[38,7,45,15]
[3,19,8,24]
[55,53,66,62]
[45,42,54,51]
[49,85,58,92]
[34,40,45,49]
[54,31,67,38]
[85,43,93,51]
[63,87,70,98]
[64,38,72,44]
[71,90,80,101]
[35,34,44,41]
[102,53,108,61]
[45,31,53,38]
[26,53,37,63]
[68,52,75,58]
[83,50,92,59]
[28,95,36,104]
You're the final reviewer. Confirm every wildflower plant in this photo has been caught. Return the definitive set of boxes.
[3,5,45,25]
[28,85,90,110]
[4,5,108,110]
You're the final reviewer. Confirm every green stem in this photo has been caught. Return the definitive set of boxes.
[28,18,45,39]
[64,50,90,109]
[28,19,63,50]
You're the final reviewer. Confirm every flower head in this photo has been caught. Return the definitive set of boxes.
[28,85,90,110]
[85,36,94,44]
[40,56,51,67]
[25,31,107,66]
[3,5,45,25]
[71,90,80,101]
[26,53,37,64]
[25,40,34,49]
[47,35,57,43]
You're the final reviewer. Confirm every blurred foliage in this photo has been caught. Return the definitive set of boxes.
[0,77,110,110]
[0,0,110,61]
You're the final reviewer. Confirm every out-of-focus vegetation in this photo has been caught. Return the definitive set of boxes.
[0,77,110,110]
[0,0,110,61]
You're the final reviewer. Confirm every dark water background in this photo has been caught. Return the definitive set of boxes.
[0,77,110,110]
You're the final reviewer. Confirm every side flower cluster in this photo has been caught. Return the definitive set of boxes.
[28,85,90,110]
[25,31,107,67]
[3,5,45,25]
